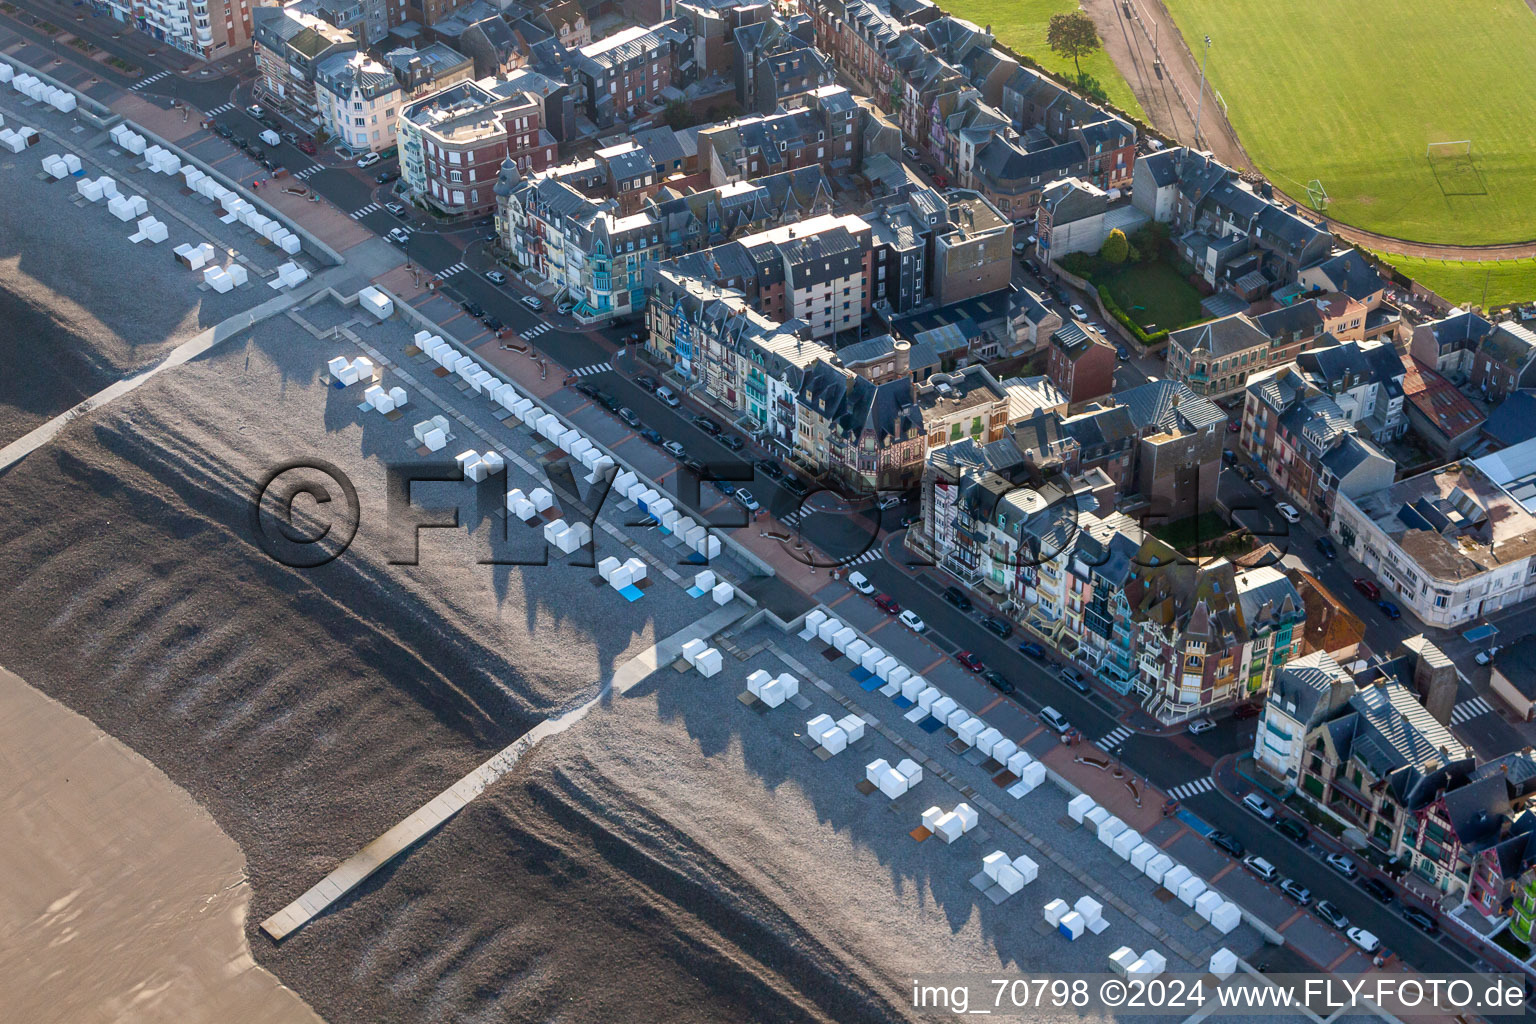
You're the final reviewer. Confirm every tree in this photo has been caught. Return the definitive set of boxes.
[1100,228,1129,264]
[1047,11,1101,78]
[663,99,696,131]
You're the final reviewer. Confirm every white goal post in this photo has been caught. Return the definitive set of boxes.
[1427,140,1473,158]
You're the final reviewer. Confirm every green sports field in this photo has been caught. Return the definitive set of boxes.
[1372,252,1536,311]
[1160,0,1536,246]
[947,0,1145,119]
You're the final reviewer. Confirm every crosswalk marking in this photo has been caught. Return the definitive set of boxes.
[437,262,468,278]
[569,362,611,377]
[205,102,234,116]
[521,323,552,340]
[132,70,172,90]
[349,202,380,220]
[1168,777,1215,801]
[841,549,881,567]
[1451,696,1494,726]
[291,164,324,180]
[1095,725,1132,751]
[781,507,816,526]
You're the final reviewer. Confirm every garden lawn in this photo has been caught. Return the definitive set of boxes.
[1099,261,1204,334]
[1372,252,1536,310]
[946,0,1144,118]
[1160,0,1536,246]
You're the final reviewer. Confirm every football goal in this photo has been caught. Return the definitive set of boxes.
[1427,140,1486,196]
[1305,179,1329,211]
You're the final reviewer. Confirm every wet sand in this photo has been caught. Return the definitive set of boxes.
[0,666,322,1024]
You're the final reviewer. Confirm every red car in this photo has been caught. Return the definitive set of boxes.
[955,650,984,673]
[1232,702,1262,720]
[873,593,901,614]
[296,138,317,155]
[1353,577,1381,601]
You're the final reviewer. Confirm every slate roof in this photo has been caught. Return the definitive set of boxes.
[1269,651,1352,728]
[1170,313,1270,358]
[1137,147,1182,188]
[1483,390,1536,448]
[1116,378,1226,433]
[1254,299,1324,342]
[1306,249,1386,301]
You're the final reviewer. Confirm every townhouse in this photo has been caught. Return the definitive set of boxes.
[699,86,868,184]
[915,434,1302,721]
[1331,436,1536,627]
[400,79,554,218]
[496,166,663,321]
[572,21,689,129]
[315,51,400,153]
[1240,363,1395,522]
[644,165,836,256]
[1133,147,1331,300]
[1411,309,1536,405]
[1034,176,1148,261]
[253,5,357,123]
[1254,650,1355,786]
[928,188,1014,306]
[1165,301,1335,400]
[1045,320,1116,404]
[385,42,475,99]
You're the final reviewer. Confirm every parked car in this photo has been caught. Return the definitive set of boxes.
[1059,667,1090,695]
[1314,900,1348,929]
[1243,793,1277,821]
[899,609,926,633]
[955,650,984,673]
[1208,831,1245,857]
[756,459,784,480]
[557,301,574,315]
[639,428,664,446]
[520,294,544,311]
[297,138,317,155]
[782,475,810,497]
[356,152,382,169]
[1346,927,1381,953]
[1039,706,1071,733]
[1353,578,1381,601]
[734,489,760,513]
[1232,701,1262,719]
[617,407,641,428]
[1252,479,1274,497]
[594,391,619,412]
[721,434,746,451]
[375,169,398,183]
[980,615,1012,639]
[1402,907,1439,934]
[215,122,234,139]
[942,586,973,611]
[655,385,681,408]
[1275,818,1308,843]
[282,131,299,145]
[983,669,1014,694]
[246,104,264,119]
[847,571,875,595]
[1242,854,1279,882]
[1279,878,1312,905]
[1475,646,1501,665]
[692,414,722,436]
[1188,718,1216,735]
[1276,501,1302,524]
[385,202,407,217]
[485,270,507,285]
[1017,641,1045,658]
[1315,535,1337,559]
[634,375,659,393]
[1361,878,1395,904]
[1326,852,1359,878]
[1377,599,1402,620]
[662,440,686,458]
[481,315,503,333]
[1069,303,1089,321]
[878,494,902,510]
[461,299,485,318]
[874,594,901,614]
[1116,345,1130,362]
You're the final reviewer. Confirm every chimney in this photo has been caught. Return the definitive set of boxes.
[894,338,910,378]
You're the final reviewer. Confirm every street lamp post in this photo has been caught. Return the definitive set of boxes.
[1193,34,1211,149]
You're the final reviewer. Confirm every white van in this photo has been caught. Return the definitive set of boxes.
[655,386,681,408]
[1347,927,1380,953]
[1243,792,1277,821]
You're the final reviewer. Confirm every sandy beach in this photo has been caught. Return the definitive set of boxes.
[0,666,322,1024]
